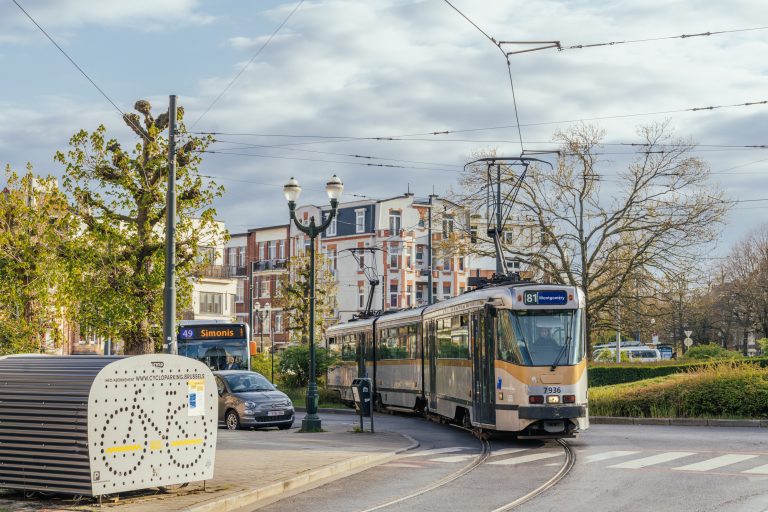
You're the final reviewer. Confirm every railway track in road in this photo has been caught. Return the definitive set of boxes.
[357,435,575,512]
[491,439,575,512]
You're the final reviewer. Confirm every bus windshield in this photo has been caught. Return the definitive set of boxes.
[177,340,248,371]
[497,309,583,366]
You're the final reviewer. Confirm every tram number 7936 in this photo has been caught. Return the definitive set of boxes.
[542,386,562,394]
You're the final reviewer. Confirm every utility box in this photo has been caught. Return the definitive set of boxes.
[351,377,372,416]
[0,354,218,497]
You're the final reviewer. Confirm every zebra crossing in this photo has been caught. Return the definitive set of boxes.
[394,446,768,475]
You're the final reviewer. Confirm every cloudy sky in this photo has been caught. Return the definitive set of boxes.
[1,0,766,258]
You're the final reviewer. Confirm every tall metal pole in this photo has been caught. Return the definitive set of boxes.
[615,299,621,363]
[163,94,178,355]
[304,231,320,429]
[495,164,504,276]
[270,316,275,383]
[427,194,436,305]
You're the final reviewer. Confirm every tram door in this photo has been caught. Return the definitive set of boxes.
[472,312,496,425]
[427,320,437,410]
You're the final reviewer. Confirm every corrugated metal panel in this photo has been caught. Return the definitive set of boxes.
[0,355,119,495]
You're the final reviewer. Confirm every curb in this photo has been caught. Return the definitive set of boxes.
[186,452,396,512]
[395,433,420,454]
[591,416,768,428]
[294,407,355,415]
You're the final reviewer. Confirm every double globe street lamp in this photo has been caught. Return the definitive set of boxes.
[284,174,343,432]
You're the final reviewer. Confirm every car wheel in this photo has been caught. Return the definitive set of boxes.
[225,410,241,430]
[278,422,293,430]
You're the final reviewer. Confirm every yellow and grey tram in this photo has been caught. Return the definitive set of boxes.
[326,283,588,437]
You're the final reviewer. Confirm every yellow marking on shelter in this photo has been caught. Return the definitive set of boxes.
[171,438,203,447]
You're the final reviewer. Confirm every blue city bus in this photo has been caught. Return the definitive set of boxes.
[177,321,254,371]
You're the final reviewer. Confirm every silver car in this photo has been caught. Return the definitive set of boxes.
[214,370,295,430]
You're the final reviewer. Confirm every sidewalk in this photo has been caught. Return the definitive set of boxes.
[0,417,416,512]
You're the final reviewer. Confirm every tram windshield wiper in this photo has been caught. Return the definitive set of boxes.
[550,336,572,371]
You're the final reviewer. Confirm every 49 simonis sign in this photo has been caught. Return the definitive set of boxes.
[178,325,246,341]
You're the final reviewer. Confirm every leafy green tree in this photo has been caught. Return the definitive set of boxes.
[55,100,223,354]
[275,251,337,343]
[0,166,79,354]
[758,338,768,355]
[277,344,338,388]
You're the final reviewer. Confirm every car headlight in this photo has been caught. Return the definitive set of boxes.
[244,401,257,409]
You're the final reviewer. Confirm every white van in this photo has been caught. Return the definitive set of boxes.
[592,346,662,363]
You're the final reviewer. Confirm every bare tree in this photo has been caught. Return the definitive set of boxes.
[455,122,730,348]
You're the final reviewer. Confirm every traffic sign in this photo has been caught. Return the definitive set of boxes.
[684,330,692,338]
[684,337,693,347]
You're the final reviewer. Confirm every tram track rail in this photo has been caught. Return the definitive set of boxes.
[357,436,491,512]
[491,439,575,512]
[356,433,574,512]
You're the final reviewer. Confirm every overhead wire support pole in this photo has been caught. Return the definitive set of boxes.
[163,95,178,355]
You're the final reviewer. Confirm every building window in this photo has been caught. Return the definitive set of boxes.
[416,284,424,302]
[390,283,398,307]
[236,280,244,303]
[199,292,223,314]
[355,209,366,233]
[442,282,452,300]
[389,211,401,234]
[275,312,283,333]
[253,278,259,298]
[359,288,365,309]
[238,248,245,266]
[442,215,454,239]
[359,254,365,271]
[326,214,337,236]
[278,240,285,259]
[268,241,276,260]
[406,284,413,307]
[389,244,399,269]
[470,227,478,244]
[261,279,270,298]
[432,283,438,301]
[504,231,515,244]
[416,245,424,261]
[443,258,451,271]
[197,246,216,265]
[275,278,283,297]
[258,242,266,260]
[458,257,464,271]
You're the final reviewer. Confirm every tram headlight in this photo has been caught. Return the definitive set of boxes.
[546,395,560,404]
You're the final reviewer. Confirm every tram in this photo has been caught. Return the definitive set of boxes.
[326,282,588,437]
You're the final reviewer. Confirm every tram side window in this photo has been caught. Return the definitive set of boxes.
[437,315,469,359]
[496,313,529,365]
[408,324,419,359]
[378,327,409,359]
[341,334,357,361]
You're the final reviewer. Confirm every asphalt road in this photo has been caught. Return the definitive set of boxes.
[252,413,768,512]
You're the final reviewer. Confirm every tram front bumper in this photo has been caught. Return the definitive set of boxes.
[518,405,586,420]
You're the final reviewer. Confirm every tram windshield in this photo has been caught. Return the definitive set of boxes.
[496,309,583,366]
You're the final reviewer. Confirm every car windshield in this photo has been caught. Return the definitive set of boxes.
[631,350,658,358]
[224,373,275,393]
[497,309,583,366]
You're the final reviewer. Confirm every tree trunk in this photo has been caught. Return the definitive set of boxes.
[124,318,154,354]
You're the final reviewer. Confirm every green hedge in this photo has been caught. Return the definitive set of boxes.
[588,357,768,387]
[589,362,768,419]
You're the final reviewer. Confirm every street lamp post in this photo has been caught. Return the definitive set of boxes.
[284,175,343,432]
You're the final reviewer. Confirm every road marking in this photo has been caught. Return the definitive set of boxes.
[609,452,696,469]
[491,448,529,457]
[743,463,768,475]
[674,454,760,472]
[385,462,428,468]
[430,454,476,463]
[583,451,640,464]
[487,451,561,465]
[401,447,472,458]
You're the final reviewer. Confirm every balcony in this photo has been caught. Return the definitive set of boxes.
[252,259,288,272]
[231,265,247,277]
[197,264,233,279]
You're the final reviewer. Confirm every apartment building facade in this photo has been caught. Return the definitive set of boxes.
[290,193,470,324]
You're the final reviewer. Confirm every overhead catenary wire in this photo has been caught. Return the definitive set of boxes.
[558,25,768,51]
[441,0,525,155]
[191,0,305,129]
[11,0,150,142]
[189,99,768,143]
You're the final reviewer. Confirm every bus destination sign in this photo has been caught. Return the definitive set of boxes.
[523,290,568,306]
[178,325,246,340]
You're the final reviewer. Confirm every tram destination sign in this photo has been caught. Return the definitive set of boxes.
[523,290,568,306]
[178,325,246,340]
